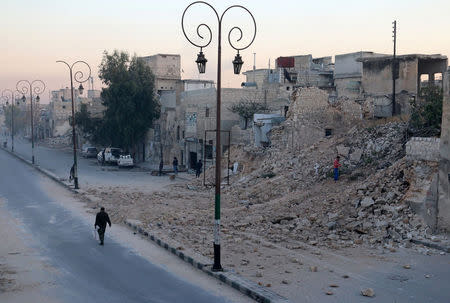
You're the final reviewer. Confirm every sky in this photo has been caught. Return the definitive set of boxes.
[1,0,450,103]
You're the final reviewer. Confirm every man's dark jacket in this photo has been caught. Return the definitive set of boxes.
[95,211,111,229]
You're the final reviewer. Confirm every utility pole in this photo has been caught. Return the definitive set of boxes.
[253,52,256,85]
[392,20,397,116]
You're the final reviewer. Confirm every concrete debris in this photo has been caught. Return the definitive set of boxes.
[361,288,375,297]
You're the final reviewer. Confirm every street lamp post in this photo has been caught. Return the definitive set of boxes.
[182,1,256,271]
[1,89,20,152]
[56,60,91,190]
[16,80,46,164]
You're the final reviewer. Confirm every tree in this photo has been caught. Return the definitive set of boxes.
[229,99,268,129]
[3,104,27,135]
[74,103,102,142]
[409,85,443,136]
[97,50,160,152]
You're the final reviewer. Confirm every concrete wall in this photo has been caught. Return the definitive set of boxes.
[271,87,360,150]
[406,137,441,162]
[362,58,419,96]
[438,68,450,231]
[334,52,383,98]
[335,77,361,98]
[243,69,272,88]
[141,54,180,80]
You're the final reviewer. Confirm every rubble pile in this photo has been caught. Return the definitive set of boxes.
[191,121,436,250]
[41,133,72,148]
[83,120,438,261]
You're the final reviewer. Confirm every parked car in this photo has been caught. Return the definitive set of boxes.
[118,154,134,168]
[82,146,98,158]
[97,147,122,164]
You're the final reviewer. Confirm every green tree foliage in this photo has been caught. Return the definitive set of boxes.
[92,50,160,150]
[409,85,443,136]
[3,105,26,135]
[74,103,102,142]
[229,99,268,129]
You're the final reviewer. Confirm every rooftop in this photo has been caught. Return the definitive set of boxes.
[358,54,447,63]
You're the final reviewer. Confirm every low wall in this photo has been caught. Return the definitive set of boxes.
[405,137,440,162]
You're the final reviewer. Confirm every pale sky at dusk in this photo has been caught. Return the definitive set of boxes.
[1,0,449,103]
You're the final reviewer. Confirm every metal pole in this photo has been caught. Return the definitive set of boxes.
[30,87,35,164]
[213,19,223,271]
[227,131,230,186]
[182,1,256,273]
[392,20,397,116]
[203,130,206,186]
[57,60,91,190]
[70,69,79,189]
[11,99,14,152]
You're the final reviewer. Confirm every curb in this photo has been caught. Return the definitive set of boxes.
[125,220,291,303]
[0,147,79,194]
[411,238,450,253]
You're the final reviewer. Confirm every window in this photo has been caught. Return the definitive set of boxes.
[205,107,210,117]
[325,128,332,137]
[286,86,290,91]
[182,131,185,139]
[177,126,180,140]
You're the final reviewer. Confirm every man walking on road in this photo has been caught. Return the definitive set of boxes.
[95,207,111,245]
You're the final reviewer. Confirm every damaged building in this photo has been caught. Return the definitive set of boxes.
[359,54,448,117]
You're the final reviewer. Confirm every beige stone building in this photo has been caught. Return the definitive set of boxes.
[140,54,181,93]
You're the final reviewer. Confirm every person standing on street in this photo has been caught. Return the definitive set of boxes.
[196,159,203,178]
[333,155,341,182]
[173,157,178,175]
[94,207,111,245]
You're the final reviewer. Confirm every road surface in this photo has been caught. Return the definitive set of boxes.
[0,148,252,303]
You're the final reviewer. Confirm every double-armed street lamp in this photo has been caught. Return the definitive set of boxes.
[16,80,46,164]
[182,1,256,271]
[1,89,21,152]
[56,60,91,190]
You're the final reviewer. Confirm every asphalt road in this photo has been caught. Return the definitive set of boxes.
[3,136,178,189]
[0,149,241,303]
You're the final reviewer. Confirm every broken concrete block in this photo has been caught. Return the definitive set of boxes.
[350,148,363,162]
[337,145,350,158]
[361,288,375,297]
[360,197,375,208]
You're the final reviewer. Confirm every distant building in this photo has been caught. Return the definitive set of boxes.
[275,55,334,92]
[334,51,386,98]
[140,54,181,93]
[359,54,448,117]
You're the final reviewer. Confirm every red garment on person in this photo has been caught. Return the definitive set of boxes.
[334,159,341,168]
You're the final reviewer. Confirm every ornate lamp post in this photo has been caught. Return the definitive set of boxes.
[182,1,256,271]
[16,80,45,164]
[1,89,20,152]
[56,60,91,190]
